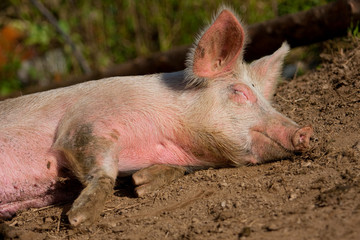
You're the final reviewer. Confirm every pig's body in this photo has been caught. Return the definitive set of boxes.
[0,8,313,227]
[0,73,192,215]
[0,72,238,218]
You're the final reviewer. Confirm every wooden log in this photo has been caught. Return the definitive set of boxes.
[245,0,360,60]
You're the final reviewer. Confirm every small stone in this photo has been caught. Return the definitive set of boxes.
[289,193,297,201]
[302,161,312,167]
[191,218,200,224]
[220,181,228,187]
[112,226,125,233]
[238,227,251,238]
[266,223,280,231]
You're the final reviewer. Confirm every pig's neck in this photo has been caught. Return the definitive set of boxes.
[179,123,241,167]
[176,87,239,167]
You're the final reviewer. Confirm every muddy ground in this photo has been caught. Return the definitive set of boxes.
[1,37,360,240]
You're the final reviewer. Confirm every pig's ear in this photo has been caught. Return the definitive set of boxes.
[185,8,245,87]
[250,42,289,100]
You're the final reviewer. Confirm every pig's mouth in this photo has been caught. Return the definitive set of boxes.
[249,125,313,164]
[252,130,289,150]
[250,130,293,163]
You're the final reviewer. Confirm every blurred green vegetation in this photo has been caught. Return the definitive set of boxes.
[0,0,333,95]
[349,21,360,38]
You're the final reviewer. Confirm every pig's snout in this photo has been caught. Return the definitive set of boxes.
[292,126,313,152]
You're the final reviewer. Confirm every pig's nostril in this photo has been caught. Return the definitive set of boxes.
[292,126,313,151]
[299,134,306,143]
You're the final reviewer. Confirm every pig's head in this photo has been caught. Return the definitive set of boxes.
[184,8,313,165]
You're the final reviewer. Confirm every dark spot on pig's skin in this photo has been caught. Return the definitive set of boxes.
[61,124,98,176]
[47,161,51,169]
[73,124,93,149]
[110,129,120,140]
[59,123,115,182]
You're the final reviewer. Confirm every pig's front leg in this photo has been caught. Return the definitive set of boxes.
[55,124,118,227]
[66,169,115,227]
[132,165,186,197]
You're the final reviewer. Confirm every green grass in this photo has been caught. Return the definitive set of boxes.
[349,21,360,38]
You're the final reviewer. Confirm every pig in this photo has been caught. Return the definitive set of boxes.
[0,8,313,227]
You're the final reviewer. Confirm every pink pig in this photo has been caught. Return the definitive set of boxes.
[0,8,312,227]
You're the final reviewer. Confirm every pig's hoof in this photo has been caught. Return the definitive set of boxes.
[132,165,186,197]
[66,177,113,227]
[134,183,155,198]
[67,210,89,227]
[67,200,101,227]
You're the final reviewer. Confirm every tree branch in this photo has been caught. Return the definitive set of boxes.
[30,0,91,75]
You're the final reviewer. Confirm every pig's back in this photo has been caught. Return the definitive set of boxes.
[0,73,181,125]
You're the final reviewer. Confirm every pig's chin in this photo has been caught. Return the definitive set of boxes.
[249,130,293,164]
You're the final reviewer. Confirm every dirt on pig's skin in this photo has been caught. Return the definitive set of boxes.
[1,37,360,240]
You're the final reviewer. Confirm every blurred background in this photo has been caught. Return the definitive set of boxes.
[0,0,335,96]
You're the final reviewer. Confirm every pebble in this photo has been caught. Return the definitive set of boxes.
[266,223,280,231]
[289,193,298,201]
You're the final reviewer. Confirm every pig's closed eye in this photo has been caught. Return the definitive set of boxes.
[231,89,249,104]
[230,83,257,104]
[234,90,248,101]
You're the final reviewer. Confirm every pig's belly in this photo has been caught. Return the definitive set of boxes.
[0,130,80,218]
[0,180,80,219]
[0,154,81,218]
